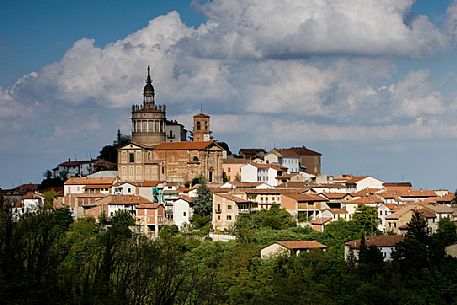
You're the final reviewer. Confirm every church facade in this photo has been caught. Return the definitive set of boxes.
[117,67,225,183]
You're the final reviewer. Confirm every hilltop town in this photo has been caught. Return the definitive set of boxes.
[2,68,457,305]
[2,68,456,244]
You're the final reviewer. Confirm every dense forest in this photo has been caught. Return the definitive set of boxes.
[1,204,457,305]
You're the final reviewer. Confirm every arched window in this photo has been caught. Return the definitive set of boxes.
[196,121,201,130]
[204,121,208,130]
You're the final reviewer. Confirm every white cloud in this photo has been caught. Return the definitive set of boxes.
[187,0,447,58]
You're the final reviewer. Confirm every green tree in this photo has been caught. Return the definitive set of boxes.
[406,210,430,244]
[352,204,380,235]
[192,179,213,216]
[98,129,131,163]
[43,189,57,209]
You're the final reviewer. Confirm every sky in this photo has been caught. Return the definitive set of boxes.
[1,0,457,191]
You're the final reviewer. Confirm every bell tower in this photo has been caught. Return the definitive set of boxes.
[192,113,212,142]
[131,66,166,147]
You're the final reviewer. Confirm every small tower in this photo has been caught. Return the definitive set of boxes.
[192,113,211,142]
[131,66,166,146]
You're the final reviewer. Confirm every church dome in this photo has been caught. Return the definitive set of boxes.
[143,66,155,97]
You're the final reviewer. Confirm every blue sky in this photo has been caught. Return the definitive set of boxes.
[1,0,457,191]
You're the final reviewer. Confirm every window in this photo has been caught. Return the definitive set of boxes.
[217,215,221,220]
[196,121,201,130]
[183,212,186,216]
[228,167,231,173]
[228,205,232,210]
[129,153,135,163]
[379,211,382,216]
[127,188,131,193]
[227,215,232,220]
[162,167,165,174]
[193,156,199,162]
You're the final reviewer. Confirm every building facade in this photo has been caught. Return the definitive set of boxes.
[117,67,225,183]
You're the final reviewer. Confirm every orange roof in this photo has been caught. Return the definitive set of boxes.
[154,141,215,150]
[85,184,112,189]
[97,195,151,205]
[311,217,333,225]
[177,195,193,203]
[347,196,383,204]
[22,192,43,199]
[383,182,412,188]
[352,188,383,197]
[65,177,116,185]
[283,193,328,202]
[345,235,404,248]
[346,176,369,184]
[278,182,308,189]
[243,188,301,195]
[322,192,350,199]
[381,189,437,198]
[215,193,252,204]
[309,183,347,189]
[327,208,348,214]
[136,203,161,209]
[276,240,327,249]
[276,149,299,158]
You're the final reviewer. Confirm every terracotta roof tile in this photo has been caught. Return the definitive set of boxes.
[154,141,216,150]
[97,195,151,205]
[65,177,116,185]
[215,193,252,204]
[283,193,328,202]
[311,217,333,225]
[345,235,404,248]
[277,240,327,249]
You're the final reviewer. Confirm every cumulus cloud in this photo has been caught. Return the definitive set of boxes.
[187,0,448,58]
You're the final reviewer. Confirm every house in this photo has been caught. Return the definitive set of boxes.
[222,158,249,182]
[240,188,300,210]
[281,193,329,221]
[344,235,405,262]
[310,217,333,232]
[12,192,44,218]
[342,195,384,217]
[261,240,327,258]
[52,159,95,179]
[136,203,165,237]
[212,193,257,231]
[173,195,193,230]
[64,177,116,196]
[240,163,286,186]
[344,176,384,193]
[385,206,437,234]
[238,148,266,160]
[95,195,151,217]
[309,183,349,194]
[220,181,272,190]
[264,149,301,173]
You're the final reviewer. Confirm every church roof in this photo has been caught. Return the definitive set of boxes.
[154,141,216,150]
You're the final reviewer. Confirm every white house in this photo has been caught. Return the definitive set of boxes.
[13,192,44,218]
[345,235,404,262]
[345,176,384,193]
[240,163,286,187]
[264,149,301,173]
[173,195,193,230]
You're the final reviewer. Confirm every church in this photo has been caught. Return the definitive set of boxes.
[117,67,225,183]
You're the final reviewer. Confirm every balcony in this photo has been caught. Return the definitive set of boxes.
[238,207,259,214]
